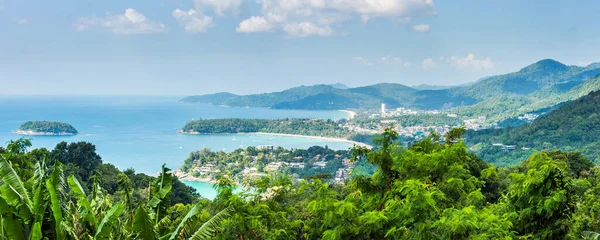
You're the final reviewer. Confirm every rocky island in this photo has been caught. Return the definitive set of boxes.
[14,121,78,136]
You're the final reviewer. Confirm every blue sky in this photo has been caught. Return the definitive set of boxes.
[1,0,599,95]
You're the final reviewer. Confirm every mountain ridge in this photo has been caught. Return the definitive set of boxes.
[182,59,600,123]
[466,86,600,165]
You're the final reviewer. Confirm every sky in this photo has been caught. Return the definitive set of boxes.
[1,0,599,95]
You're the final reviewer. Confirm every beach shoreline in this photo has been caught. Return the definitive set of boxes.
[177,130,372,149]
[12,130,77,136]
[247,132,372,148]
[339,110,357,119]
[173,168,218,184]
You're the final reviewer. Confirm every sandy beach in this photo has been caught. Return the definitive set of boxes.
[178,130,372,149]
[12,130,77,136]
[339,110,357,119]
[247,132,372,149]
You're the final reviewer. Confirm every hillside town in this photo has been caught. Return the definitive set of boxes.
[174,145,362,185]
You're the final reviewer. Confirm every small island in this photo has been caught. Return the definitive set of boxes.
[14,121,78,136]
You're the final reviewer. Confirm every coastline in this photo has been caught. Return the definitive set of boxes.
[247,132,372,149]
[339,110,357,119]
[178,130,372,149]
[12,130,77,136]
[173,168,218,184]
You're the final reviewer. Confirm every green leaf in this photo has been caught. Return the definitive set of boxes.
[46,162,65,240]
[132,206,157,240]
[148,165,172,209]
[169,201,203,240]
[189,206,234,240]
[95,202,125,239]
[68,175,98,228]
[0,155,33,211]
[1,213,26,240]
[583,231,600,240]
[28,222,42,240]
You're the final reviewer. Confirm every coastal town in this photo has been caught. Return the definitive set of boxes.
[174,145,363,185]
[175,101,550,186]
[175,103,545,185]
[342,103,490,138]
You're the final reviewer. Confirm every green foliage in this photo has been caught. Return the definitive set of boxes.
[4,127,600,239]
[180,144,359,184]
[0,141,233,239]
[506,152,574,239]
[466,90,600,165]
[17,121,78,134]
[181,118,352,138]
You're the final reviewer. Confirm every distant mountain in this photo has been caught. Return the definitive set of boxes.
[586,62,600,70]
[182,82,476,110]
[452,59,600,122]
[329,83,349,89]
[180,92,239,105]
[466,86,600,165]
[181,59,600,121]
[411,84,450,90]
[452,59,585,99]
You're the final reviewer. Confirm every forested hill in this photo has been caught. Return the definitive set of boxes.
[466,89,600,165]
[180,83,476,110]
[16,121,78,135]
[180,118,352,139]
[181,59,600,119]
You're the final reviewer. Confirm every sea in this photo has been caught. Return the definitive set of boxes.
[0,95,353,199]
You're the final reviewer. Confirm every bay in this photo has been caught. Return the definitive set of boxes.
[0,95,352,199]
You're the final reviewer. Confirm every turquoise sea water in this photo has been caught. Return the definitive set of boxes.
[0,95,352,198]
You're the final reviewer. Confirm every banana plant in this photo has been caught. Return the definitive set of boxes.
[1,153,235,240]
[0,153,48,240]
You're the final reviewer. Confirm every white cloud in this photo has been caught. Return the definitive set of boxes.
[237,0,437,38]
[76,8,166,35]
[379,55,411,68]
[173,9,214,33]
[237,16,272,33]
[283,22,332,38]
[379,55,402,63]
[352,57,373,66]
[422,58,436,69]
[445,53,494,70]
[412,24,429,33]
[194,0,243,16]
[15,18,29,25]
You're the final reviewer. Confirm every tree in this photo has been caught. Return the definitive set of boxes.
[506,152,574,239]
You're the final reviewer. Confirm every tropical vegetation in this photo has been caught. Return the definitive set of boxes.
[181,118,353,139]
[466,90,600,166]
[3,127,600,239]
[17,121,78,135]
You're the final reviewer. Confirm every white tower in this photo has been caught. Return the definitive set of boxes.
[381,103,386,117]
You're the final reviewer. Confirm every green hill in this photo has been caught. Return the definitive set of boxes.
[16,121,78,135]
[182,82,476,110]
[466,88,600,165]
[181,59,600,123]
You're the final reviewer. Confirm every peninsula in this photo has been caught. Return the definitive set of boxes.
[14,121,78,136]
[178,118,373,148]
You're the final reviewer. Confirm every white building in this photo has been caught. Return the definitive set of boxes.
[381,103,386,117]
[313,161,327,168]
[266,162,283,171]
